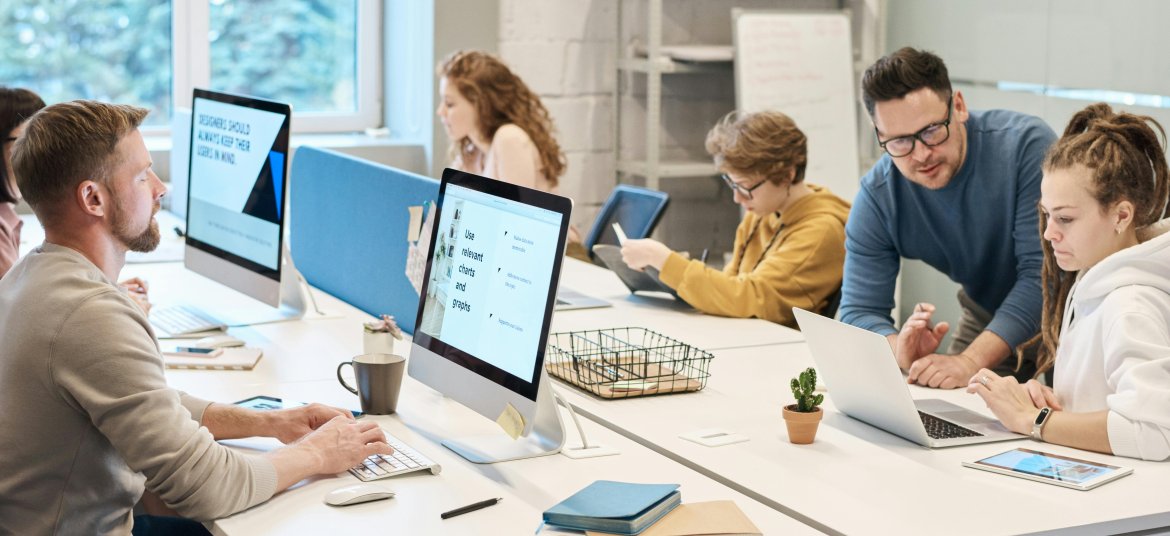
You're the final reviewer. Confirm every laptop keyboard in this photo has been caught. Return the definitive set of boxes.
[150,305,226,337]
[349,430,441,481]
[919,411,983,439]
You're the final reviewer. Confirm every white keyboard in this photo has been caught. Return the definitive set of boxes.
[349,430,442,481]
[150,305,226,337]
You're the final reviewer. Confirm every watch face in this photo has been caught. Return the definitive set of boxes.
[1034,407,1052,425]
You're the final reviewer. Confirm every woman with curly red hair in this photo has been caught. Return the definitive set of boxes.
[436,50,566,193]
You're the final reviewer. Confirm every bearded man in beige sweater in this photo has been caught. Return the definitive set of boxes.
[0,100,392,535]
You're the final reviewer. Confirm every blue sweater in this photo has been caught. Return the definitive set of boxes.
[840,109,1057,349]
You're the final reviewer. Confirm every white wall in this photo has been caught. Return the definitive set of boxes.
[497,0,852,256]
[887,0,1170,340]
[498,0,619,234]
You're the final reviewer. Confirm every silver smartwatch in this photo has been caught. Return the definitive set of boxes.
[1031,407,1053,441]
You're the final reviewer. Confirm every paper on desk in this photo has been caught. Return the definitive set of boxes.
[405,202,435,295]
[496,402,525,440]
[587,501,761,536]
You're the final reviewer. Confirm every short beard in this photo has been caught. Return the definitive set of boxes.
[111,194,161,253]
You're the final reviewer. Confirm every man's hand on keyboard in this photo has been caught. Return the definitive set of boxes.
[267,403,357,444]
[294,417,393,475]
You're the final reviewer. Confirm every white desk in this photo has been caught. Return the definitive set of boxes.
[555,345,1170,535]
[148,264,814,535]
[128,257,1170,534]
[163,377,814,535]
[555,258,804,350]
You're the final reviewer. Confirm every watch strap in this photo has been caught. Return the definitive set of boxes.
[1031,407,1052,441]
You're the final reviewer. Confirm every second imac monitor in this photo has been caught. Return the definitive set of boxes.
[185,88,290,308]
[409,168,572,463]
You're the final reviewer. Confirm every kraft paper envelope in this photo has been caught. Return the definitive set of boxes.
[586,501,761,536]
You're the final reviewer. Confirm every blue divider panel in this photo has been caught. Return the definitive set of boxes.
[289,146,438,334]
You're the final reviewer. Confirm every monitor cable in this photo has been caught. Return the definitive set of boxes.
[296,271,326,317]
[553,390,620,459]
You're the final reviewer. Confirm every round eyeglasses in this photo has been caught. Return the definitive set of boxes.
[876,95,953,158]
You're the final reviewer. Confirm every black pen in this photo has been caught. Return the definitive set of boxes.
[440,497,502,519]
[173,225,186,238]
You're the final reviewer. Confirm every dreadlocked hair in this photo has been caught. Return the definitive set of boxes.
[1019,102,1170,376]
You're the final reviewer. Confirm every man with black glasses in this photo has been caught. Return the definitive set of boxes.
[839,47,1056,388]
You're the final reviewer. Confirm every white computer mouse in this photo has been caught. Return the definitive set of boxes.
[193,334,246,349]
[323,483,395,507]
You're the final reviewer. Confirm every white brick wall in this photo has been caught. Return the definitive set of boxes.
[498,0,840,256]
[499,0,618,233]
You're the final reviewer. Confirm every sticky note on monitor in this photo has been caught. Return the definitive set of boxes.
[406,205,424,242]
[496,402,526,440]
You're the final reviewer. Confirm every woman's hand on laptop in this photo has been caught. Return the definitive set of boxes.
[966,369,1058,434]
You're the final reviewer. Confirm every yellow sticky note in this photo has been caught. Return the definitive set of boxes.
[406,205,424,242]
[495,402,525,440]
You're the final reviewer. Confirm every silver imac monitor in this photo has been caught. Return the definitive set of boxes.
[409,168,572,463]
[183,89,291,315]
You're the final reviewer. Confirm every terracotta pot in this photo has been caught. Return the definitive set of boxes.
[782,405,823,444]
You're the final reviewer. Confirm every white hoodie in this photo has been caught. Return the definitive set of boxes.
[1054,226,1170,461]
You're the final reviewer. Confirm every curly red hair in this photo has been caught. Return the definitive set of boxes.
[438,50,565,187]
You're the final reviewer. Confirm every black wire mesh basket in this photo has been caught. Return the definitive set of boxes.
[545,327,714,399]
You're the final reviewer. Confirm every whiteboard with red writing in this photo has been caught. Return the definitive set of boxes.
[733,10,860,200]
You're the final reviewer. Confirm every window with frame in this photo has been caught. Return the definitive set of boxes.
[0,0,379,134]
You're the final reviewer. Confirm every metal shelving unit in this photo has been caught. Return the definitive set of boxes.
[613,0,731,191]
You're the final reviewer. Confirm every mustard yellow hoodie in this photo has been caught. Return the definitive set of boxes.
[658,184,850,328]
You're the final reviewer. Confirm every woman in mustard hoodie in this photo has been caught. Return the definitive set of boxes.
[620,111,850,328]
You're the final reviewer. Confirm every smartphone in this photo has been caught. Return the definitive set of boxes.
[963,447,1133,491]
[233,395,363,418]
[167,346,223,358]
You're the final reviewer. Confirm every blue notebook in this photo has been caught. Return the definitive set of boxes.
[543,480,681,535]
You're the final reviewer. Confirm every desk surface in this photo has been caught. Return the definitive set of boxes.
[163,377,814,536]
[149,264,813,535]
[556,345,1170,536]
[112,260,1170,535]
[555,258,804,350]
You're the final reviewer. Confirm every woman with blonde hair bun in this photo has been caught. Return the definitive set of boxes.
[969,103,1170,461]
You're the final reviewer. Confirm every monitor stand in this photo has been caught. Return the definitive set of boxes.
[216,248,312,327]
[442,372,566,464]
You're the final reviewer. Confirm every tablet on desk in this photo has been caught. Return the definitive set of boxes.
[592,244,686,303]
[963,447,1133,491]
[235,395,363,418]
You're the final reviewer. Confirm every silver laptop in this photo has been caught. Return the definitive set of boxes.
[555,287,610,311]
[792,308,1025,448]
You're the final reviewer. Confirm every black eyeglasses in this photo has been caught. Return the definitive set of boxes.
[720,174,768,200]
[875,95,953,158]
